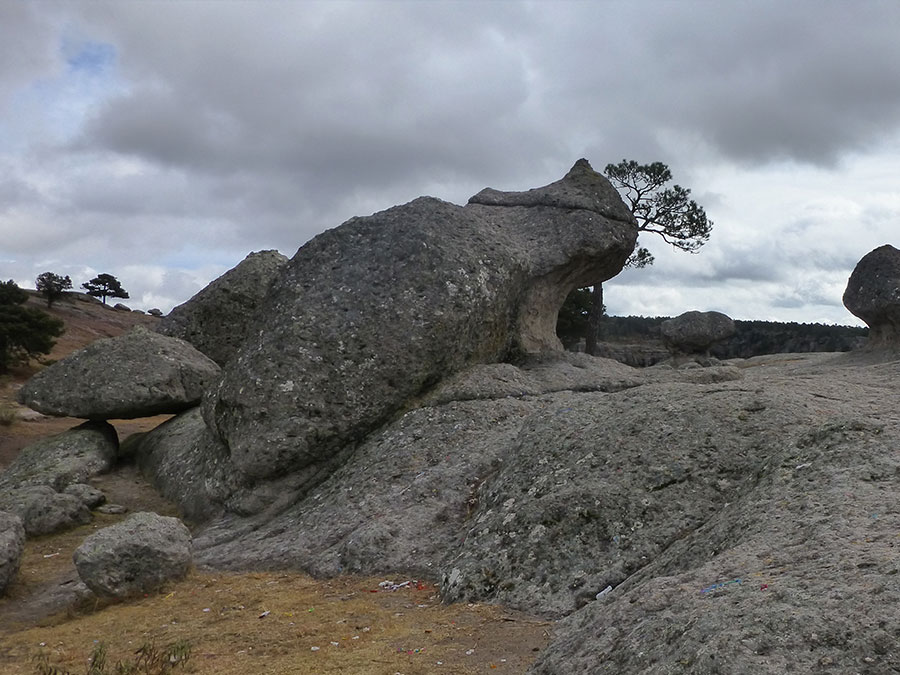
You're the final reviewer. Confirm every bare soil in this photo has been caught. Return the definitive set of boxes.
[0,293,553,674]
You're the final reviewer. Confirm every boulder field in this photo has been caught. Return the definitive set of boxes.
[6,162,900,673]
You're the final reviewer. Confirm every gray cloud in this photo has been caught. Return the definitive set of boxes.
[2,1,900,318]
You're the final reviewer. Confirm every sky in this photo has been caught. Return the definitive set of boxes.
[1,1,899,325]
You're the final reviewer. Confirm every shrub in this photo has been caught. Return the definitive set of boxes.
[33,639,191,675]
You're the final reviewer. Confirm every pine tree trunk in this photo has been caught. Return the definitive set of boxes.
[585,283,604,355]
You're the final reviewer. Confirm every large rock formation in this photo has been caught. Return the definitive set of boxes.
[156,250,289,365]
[73,512,192,599]
[17,326,220,419]
[205,159,637,484]
[843,243,900,347]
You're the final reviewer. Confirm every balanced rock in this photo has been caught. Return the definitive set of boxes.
[157,250,289,366]
[842,243,900,347]
[0,511,25,595]
[17,326,220,419]
[73,512,192,598]
[0,421,118,492]
[661,310,735,355]
[206,159,637,482]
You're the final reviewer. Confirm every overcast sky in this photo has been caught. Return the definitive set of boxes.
[2,1,899,325]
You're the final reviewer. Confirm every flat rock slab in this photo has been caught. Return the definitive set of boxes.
[74,512,192,599]
[17,326,220,419]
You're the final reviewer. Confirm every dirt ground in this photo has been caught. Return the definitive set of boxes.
[0,294,554,674]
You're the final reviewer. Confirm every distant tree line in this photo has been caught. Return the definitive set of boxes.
[559,312,868,359]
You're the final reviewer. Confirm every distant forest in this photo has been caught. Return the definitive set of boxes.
[573,315,868,360]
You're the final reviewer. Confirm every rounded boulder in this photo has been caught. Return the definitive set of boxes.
[661,310,736,355]
[843,244,900,347]
[73,512,192,599]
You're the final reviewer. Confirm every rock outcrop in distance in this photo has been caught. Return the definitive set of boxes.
[7,159,900,673]
[843,243,900,348]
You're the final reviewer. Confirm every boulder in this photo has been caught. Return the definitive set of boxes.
[661,310,736,356]
[842,243,900,347]
[63,483,107,509]
[0,421,118,492]
[73,512,192,599]
[0,486,92,536]
[133,407,245,523]
[206,159,637,483]
[0,511,25,595]
[17,326,220,419]
[113,303,131,312]
[156,250,289,366]
[147,308,163,317]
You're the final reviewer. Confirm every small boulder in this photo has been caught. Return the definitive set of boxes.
[661,310,736,356]
[0,511,25,595]
[73,512,192,599]
[0,421,118,492]
[64,483,107,509]
[113,303,131,312]
[157,250,289,366]
[0,486,92,537]
[842,244,900,347]
[17,326,220,419]
[148,308,163,317]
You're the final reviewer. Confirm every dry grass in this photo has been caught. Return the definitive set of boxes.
[1,495,553,674]
[1,566,552,674]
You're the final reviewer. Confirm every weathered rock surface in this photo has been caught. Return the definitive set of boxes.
[156,250,289,365]
[133,408,248,523]
[0,421,118,492]
[524,355,900,673]
[0,511,25,595]
[73,512,192,599]
[17,326,220,419]
[185,351,900,673]
[190,355,743,571]
[63,483,106,509]
[843,243,900,347]
[205,160,637,484]
[0,486,92,536]
[661,310,736,356]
